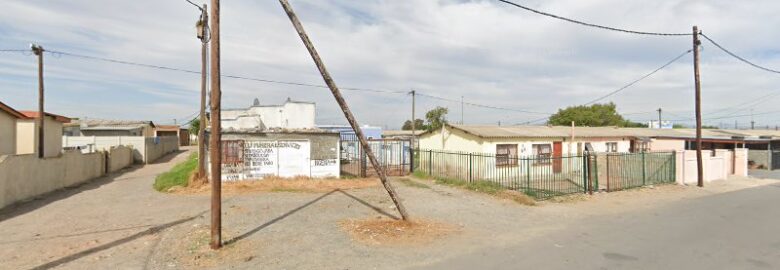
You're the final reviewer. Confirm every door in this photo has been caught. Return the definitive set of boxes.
[553,141,563,173]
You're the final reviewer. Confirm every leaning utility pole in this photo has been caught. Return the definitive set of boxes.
[208,0,222,249]
[692,26,704,187]
[657,108,662,129]
[279,0,409,220]
[31,44,45,159]
[198,4,209,181]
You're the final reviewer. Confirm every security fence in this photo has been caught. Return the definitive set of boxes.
[413,149,676,200]
[340,135,412,177]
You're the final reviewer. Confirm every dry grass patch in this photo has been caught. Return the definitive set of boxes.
[496,190,536,206]
[171,177,380,194]
[170,226,257,269]
[339,217,457,246]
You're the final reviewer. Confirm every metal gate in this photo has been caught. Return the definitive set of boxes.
[772,151,780,170]
[340,135,411,177]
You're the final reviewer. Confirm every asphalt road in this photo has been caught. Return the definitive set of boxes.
[418,180,780,270]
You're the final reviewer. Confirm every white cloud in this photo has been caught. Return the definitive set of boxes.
[0,0,779,129]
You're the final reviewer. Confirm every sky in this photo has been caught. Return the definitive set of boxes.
[1,0,779,129]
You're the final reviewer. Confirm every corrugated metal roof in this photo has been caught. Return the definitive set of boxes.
[81,126,144,131]
[429,124,780,141]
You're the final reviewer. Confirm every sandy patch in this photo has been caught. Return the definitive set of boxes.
[339,217,457,246]
[171,178,380,194]
[169,226,257,269]
[496,190,537,206]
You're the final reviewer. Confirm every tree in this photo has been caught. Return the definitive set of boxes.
[548,103,638,127]
[402,119,425,130]
[189,118,200,136]
[425,106,448,131]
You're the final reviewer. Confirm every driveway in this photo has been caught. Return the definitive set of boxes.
[0,148,208,270]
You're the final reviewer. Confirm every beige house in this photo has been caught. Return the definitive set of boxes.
[419,124,635,158]
[0,102,27,156]
[65,119,156,137]
[17,111,71,157]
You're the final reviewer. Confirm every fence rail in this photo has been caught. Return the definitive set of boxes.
[340,137,411,177]
[413,149,675,200]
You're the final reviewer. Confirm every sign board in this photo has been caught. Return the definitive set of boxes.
[220,139,339,181]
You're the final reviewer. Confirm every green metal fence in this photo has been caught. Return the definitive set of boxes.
[413,149,676,200]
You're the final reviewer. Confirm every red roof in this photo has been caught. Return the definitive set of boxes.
[0,101,27,119]
[19,111,71,123]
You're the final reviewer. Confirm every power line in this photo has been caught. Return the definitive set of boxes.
[494,0,691,36]
[700,33,780,75]
[416,92,551,115]
[583,49,692,105]
[43,49,407,94]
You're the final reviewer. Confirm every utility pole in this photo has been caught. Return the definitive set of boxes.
[208,0,222,250]
[461,96,464,124]
[197,3,209,182]
[410,89,416,148]
[279,0,409,220]
[657,108,662,129]
[735,120,738,130]
[692,26,704,187]
[751,109,755,130]
[31,44,45,159]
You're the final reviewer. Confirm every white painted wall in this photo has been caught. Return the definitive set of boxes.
[15,117,63,157]
[675,149,747,185]
[222,101,315,130]
[62,136,178,164]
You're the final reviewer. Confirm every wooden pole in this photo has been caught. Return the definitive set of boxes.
[198,4,209,182]
[32,44,45,159]
[209,0,222,249]
[411,89,416,147]
[693,26,704,187]
[657,108,662,129]
[278,0,409,220]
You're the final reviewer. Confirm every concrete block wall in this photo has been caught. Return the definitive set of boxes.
[63,136,179,164]
[0,151,104,209]
[107,146,133,173]
[675,149,748,185]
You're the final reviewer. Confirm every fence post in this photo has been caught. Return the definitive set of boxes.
[671,151,676,183]
[642,151,647,186]
[525,157,531,192]
[586,153,593,195]
[594,154,599,191]
[468,152,473,183]
[409,142,414,174]
[428,150,433,175]
[606,154,611,192]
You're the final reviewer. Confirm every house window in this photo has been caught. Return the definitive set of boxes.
[606,142,618,153]
[532,144,552,164]
[496,144,518,166]
[222,140,244,165]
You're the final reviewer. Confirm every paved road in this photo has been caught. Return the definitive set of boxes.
[0,148,207,270]
[418,181,780,270]
[749,169,780,180]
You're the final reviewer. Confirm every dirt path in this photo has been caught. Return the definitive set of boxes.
[1,153,777,270]
[0,148,207,270]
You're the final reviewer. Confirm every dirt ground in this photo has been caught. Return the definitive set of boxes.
[1,148,777,269]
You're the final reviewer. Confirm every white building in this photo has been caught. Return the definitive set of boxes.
[222,98,315,131]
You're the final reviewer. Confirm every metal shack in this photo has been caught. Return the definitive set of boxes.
[210,128,340,181]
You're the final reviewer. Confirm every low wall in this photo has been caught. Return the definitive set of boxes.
[747,150,771,169]
[107,146,133,173]
[63,136,179,164]
[0,151,104,209]
[675,149,747,185]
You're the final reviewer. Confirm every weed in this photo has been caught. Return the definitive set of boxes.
[398,178,430,189]
[154,153,198,192]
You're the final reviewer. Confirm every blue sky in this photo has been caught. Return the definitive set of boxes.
[1,0,779,129]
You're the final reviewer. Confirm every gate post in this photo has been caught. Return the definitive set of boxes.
[428,150,433,175]
[586,153,593,195]
[642,151,647,186]
[409,141,414,173]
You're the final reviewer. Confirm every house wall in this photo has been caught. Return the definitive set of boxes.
[81,128,143,137]
[15,117,63,157]
[0,151,104,209]
[418,126,632,156]
[210,132,340,180]
[0,111,16,156]
[649,139,686,152]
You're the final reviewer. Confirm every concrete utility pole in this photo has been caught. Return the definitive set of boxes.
[692,26,704,187]
[278,0,409,220]
[198,3,209,182]
[657,108,662,129]
[751,109,755,130]
[31,44,45,159]
[208,0,222,249]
